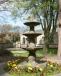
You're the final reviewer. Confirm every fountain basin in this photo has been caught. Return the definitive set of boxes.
[22,47,41,51]
[23,32,41,37]
[24,22,40,26]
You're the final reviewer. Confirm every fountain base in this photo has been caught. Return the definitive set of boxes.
[28,56,36,62]
[18,57,46,70]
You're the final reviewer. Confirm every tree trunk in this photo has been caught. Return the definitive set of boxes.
[57,0,61,56]
[43,32,49,54]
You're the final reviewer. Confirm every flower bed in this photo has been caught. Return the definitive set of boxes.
[4,60,61,76]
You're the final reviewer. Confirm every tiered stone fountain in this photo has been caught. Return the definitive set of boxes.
[22,21,41,63]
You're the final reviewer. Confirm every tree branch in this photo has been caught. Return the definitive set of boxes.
[0,0,9,4]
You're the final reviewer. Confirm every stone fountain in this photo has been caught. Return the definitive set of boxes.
[22,21,41,63]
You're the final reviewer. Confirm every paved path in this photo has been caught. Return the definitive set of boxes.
[0,63,10,76]
[53,73,61,76]
[42,55,61,64]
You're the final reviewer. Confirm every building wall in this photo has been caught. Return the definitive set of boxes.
[20,34,28,45]
[36,35,44,45]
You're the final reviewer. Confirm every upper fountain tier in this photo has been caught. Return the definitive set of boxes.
[24,22,40,31]
[22,21,41,51]
[24,22,41,37]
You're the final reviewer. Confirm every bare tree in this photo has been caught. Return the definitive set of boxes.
[0,0,8,4]
[12,26,21,33]
[0,24,12,34]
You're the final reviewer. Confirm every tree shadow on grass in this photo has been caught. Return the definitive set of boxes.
[0,49,28,76]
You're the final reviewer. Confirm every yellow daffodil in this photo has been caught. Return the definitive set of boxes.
[28,67,32,71]
[50,64,53,68]
[8,61,11,63]
[39,68,43,72]
[47,63,50,66]
[12,64,16,67]
[14,66,18,69]
[7,63,10,66]
[27,63,32,67]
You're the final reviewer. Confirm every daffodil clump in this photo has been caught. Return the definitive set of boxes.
[45,61,61,75]
[24,63,43,73]
[4,59,20,71]
[4,60,61,76]
[27,61,61,74]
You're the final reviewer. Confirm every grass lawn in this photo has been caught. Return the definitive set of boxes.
[0,48,57,63]
[11,50,44,57]
[10,48,57,57]
[10,71,41,76]
[11,50,29,57]
[9,71,60,76]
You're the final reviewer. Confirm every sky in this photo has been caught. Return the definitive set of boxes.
[0,11,25,27]
[0,2,31,27]
[0,2,42,32]
[0,10,42,32]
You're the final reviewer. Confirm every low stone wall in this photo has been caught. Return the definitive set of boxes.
[20,44,27,48]
[0,43,57,49]
[49,44,58,48]
[20,44,58,48]
[0,43,13,49]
